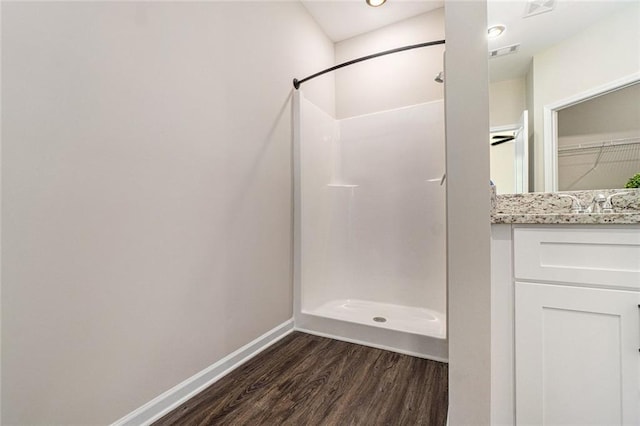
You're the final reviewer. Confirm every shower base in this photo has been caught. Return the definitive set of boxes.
[307,299,446,339]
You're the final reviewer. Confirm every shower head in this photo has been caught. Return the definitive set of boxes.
[434,71,444,83]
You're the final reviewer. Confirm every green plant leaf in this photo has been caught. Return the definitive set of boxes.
[625,173,640,188]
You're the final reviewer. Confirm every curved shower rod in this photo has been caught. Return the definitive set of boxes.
[293,39,445,89]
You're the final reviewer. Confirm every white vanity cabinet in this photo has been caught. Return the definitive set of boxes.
[515,283,639,425]
[491,224,640,425]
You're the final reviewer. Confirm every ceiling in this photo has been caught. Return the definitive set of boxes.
[487,0,632,81]
[300,0,444,42]
[300,0,634,82]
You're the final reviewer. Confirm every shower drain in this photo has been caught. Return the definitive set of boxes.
[373,316,387,323]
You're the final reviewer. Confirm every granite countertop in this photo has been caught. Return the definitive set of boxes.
[491,188,640,224]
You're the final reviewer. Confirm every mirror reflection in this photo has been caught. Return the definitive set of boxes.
[557,82,640,191]
[487,0,640,193]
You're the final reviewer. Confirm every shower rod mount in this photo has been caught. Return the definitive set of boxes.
[293,39,445,89]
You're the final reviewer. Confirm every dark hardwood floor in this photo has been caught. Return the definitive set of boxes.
[154,332,448,425]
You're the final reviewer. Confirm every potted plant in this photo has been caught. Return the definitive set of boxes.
[625,173,640,188]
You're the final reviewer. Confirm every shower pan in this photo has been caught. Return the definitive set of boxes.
[293,93,447,361]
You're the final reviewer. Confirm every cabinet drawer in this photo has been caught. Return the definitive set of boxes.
[513,227,640,290]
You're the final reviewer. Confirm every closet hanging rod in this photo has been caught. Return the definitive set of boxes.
[557,137,640,154]
[292,39,446,90]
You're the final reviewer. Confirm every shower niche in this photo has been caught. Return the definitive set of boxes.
[293,91,447,361]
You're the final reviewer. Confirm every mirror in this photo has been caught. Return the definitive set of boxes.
[543,77,640,191]
[487,0,640,193]
[553,82,640,191]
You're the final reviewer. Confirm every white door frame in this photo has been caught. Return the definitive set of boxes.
[543,72,640,192]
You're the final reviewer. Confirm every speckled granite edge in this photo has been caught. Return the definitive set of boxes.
[491,188,640,224]
[492,212,640,224]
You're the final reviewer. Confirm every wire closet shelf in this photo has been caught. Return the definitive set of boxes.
[557,136,640,155]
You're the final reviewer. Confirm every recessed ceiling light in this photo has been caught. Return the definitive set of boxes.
[488,25,506,39]
[366,0,386,7]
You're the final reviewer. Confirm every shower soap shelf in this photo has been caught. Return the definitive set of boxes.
[327,184,359,188]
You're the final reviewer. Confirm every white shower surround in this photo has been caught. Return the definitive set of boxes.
[293,92,447,360]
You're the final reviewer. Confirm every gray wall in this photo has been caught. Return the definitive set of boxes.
[1,2,334,424]
[445,1,491,423]
[558,82,640,145]
[489,78,526,128]
[335,9,445,119]
[531,2,640,191]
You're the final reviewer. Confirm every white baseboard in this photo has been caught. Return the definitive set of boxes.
[112,319,294,426]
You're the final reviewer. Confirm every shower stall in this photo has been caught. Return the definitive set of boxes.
[293,90,447,361]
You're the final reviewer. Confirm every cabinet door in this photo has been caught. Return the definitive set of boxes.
[515,282,640,425]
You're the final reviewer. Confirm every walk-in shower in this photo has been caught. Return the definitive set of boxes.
[292,41,447,361]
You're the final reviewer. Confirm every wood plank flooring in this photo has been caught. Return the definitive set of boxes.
[154,332,448,426]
